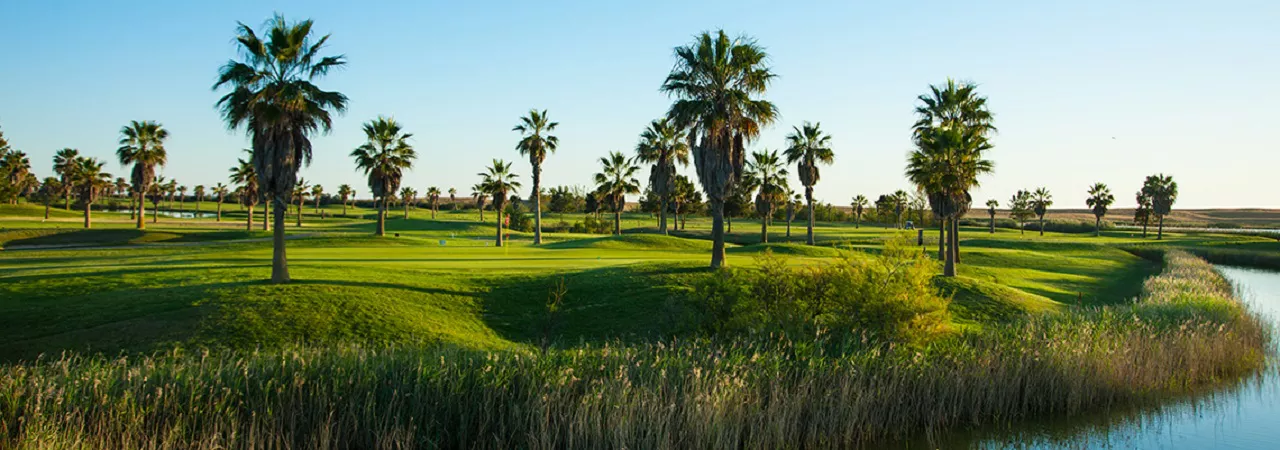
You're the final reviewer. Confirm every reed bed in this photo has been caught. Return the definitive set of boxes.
[0,251,1269,449]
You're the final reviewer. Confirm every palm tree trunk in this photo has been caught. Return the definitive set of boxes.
[64,192,70,211]
[710,199,727,268]
[153,204,158,223]
[805,188,815,245]
[271,198,290,284]
[83,202,91,229]
[614,209,622,235]
[760,215,768,243]
[989,213,996,233]
[495,202,505,247]
[216,199,222,222]
[246,204,253,231]
[1142,219,1148,238]
[263,204,269,231]
[296,198,303,227]
[377,198,387,237]
[342,200,348,216]
[659,197,668,235]
[1095,216,1101,237]
[137,192,146,229]
[727,215,732,233]
[130,196,136,221]
[196,200,201,214]
[1039,216,1045,236]
[44,203,50,220]
[533,170,543,245]
[952,217,961,264]
[479,204,485,223]
[404,202,409,220]
[855,214,860,229]
[938,222,945,261]
[944,217,957,277]
[1157,216,1164,240]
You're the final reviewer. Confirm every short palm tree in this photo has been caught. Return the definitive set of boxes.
[311,184,324,214]
[177,185,188,211]
[744,150,787,243]
[212,183,228,222]
[479,160,520,246]
[350,117,415,237]
[662,30,778,268]
[985,199,999,233]
[1142,174,1178,240]
[1085,183,1114,237]
[164,180,177,208]
[37,177,61,219]
[53,148,80,210]
[70,157,112,228]
[229,159,259,230]
[471,183,488,222]
[114,177,129,199]
[448,187,457,211]
[337,184,354,216]
[1008,190,1033,235]
[635,118,690,235]
[426,186,441,218]
[292,178,310,227]
[214,14,348,283]
[116,121,168,229]
[594,151,641,235]
[1032,187,1052,236]
[892,189,909,228]
[147,176,167,223]
[193,185,205,213]
[2,151,31,205]
[784,190,799,237]
[783,122,834,245]
[400,187,417,219]
[851,195,868,229]
[513,109,558,245]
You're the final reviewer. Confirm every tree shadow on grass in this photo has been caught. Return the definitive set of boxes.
[480,263,710,347]
[5,229,148,247]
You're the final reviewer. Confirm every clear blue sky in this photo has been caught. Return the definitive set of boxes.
[1,0,1276,208]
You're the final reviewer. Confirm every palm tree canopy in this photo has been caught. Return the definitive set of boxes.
[513,109,559,166]
[2,151,31,185]
[1142,174,1178,216]
[1086,183,1115,217]
[479,159,521,204]
[229,158,260,204]
[71,157,112,203]
[593,151,641,208]
[905,125,994,218]
[116,121,169,192]
[350,117,416,200]
[912,78,997,139]
[53,148,81,184]
[214,15,348,205]
[783,121,834,189]
[662,30,778,201]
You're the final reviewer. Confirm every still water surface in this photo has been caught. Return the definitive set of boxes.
[953,266,1279,449]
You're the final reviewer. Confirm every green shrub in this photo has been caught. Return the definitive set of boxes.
[690,235,948,341]
[569,216,611,234]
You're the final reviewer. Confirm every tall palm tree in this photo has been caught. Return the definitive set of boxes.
[594,151,641,235]
[426,186,441,218]
[2,151,31,205]
[448,187,457,211]
[744,150,787,243]
[985,199,999,233]
[663,31,778,267]
[212,183,228,222]
[906,80,996,277]
[70,157,112,228]
[479,159,521,246]
[229,159,259,230]
[783,122,834,245]
[400,187,417,219]
[851,195,868,229]
[311,184,324,214]
[1142,174,1178,240]
[350,117,416,237]
[513,109,558,245]
[1084,183,1114,237]
[337,184,353,216]
[471,183,488,222]
[214,14,348,283]
[1032,187,1052,236]
[177,185,188,211]
[116,121,169,229]
[635,118,690,235]
[292,178,310,227]
[53,148,80,210]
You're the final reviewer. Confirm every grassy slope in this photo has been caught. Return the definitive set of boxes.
[3,204,1267,361]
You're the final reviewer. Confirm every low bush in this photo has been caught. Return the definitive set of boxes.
[568,215,611,234]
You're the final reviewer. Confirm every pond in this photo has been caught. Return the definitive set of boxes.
[948,266,1280,449]
[112,209,219,219]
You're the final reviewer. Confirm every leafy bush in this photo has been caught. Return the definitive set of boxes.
[962,218,1113,234]
[690,235,948,341]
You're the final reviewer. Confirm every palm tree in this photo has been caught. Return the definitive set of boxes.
[663,31,778,267]
[783,122,835,245]
[892,189,909,229]
[1084,183,1115,237]
[116,120,169,229]
[1031,187,1052,236]
[512,109,559,245]
[471,183,488,222]
[906,80,996,277]
[337,184,353,216]
[53,148,80,210]
[851,195,868,229]
[113,178,129,199]
[400,187,417,219]
[192,185,205,214]
[350,117,416,237]
[2,151,31,205]
[448,187,457,211]
[214,14,348,283]
[292,179,311,227]
[635,118,690,235]
[69,157,112,228]
[985,199,999,233]
[784,191,799,237]
[1142,174,1178,240]
[177,185,188,211]
[164,180,177,209]
[148,176,167,223]
[1009,190,1033,235]
[310,184,324,214]
[37,177,60,219]
[479,159,521,246]
[229,159,259,230]
[426,186,441,218]
[593,151,641,235]
[212,183,228,222]
[743,150,787,243]
[1134,190,1153,238]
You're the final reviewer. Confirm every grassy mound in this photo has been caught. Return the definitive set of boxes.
[937,276,1062,326]
[727,242,846,257]
[541,234,715,251]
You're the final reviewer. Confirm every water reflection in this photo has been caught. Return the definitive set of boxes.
[112,209,218,219]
